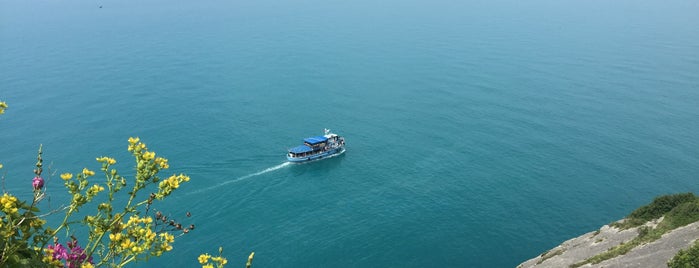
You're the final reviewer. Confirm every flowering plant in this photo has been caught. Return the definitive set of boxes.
[1,138,193,267]
[0,101,253,267]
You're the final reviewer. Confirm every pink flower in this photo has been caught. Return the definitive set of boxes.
[48,243,68,260]
[47,238,93,267]
[32,176,44,190]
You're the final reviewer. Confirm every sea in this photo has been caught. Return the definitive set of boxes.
[1,0,698,267]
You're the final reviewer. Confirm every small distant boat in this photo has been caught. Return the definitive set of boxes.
[287,129,345,162]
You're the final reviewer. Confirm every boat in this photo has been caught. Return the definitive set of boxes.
[287,129,345,162]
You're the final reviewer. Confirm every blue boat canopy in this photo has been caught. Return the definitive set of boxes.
[303,136,328,145]
[289,145,313,154]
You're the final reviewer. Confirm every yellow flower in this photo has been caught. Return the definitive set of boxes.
[121,239,134,249]
[155,157,169,169]
[143,151,155,160]
[126,215,139,226]
[90,185,98,192]
[160,233,175,243]
[198,254,211,264]
[128,137,143,151]
[1,193,18,214]
[82,168,95,176]
[109,233,123,242]
[168,177,180,189]
[0,101,7,114]
[0,163,3,169]
[128,137,140,144]
[131,245,143,254]
[87,184,105,197]
[96,156,117,165]
[60,173,73,180]
[81,263,94,268]
[146,230,156,240]
[212,256,228,264]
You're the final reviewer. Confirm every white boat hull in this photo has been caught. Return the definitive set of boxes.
[287,147,345,162]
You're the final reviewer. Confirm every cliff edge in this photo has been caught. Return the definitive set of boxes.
[519,193,699,268]
[518,219,699,268]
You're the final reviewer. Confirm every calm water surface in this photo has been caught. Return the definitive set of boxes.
[1,0,698,267]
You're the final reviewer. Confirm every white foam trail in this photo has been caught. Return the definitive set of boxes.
[186,162,291,195]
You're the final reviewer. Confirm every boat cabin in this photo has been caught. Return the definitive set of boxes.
[303,136,328,149]
[288,136,327,158]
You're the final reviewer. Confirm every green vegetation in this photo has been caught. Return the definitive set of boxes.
[1,100,252,267]
[571,194,699,268]
[668,240,699,268]
[537,248,565,264]
[611,193,696,229]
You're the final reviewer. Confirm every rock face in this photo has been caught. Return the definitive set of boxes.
[518,218,699,268]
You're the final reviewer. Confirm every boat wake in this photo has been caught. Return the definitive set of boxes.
[185,162,291,195]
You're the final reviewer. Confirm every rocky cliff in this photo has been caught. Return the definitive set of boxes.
[518,218,699,268]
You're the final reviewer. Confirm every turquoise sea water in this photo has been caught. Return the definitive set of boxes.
[2,0,699,267]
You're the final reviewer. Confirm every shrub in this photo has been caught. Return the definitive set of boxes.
[660,200,699,230]
[615,193,697,229]
[668,240,699,268]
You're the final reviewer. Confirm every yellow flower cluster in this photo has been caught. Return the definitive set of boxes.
[60,173,73,180]
[96,156,117,165]
[109,216,175,257]
[158,233,175,253]
[128,137,140,144]
[86,184,105,197]
[0,101,7,114]
[128,137,146,152]
[156,174,190,199]
[211,256,228,265]
[198,253,211,264]
[111,216,155,254]
[142,151,155,161]
[82,168,95,177]
[198,252,228,268]
[154,157,169,169]
[1,193,19,214]
[162,175,181,189]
